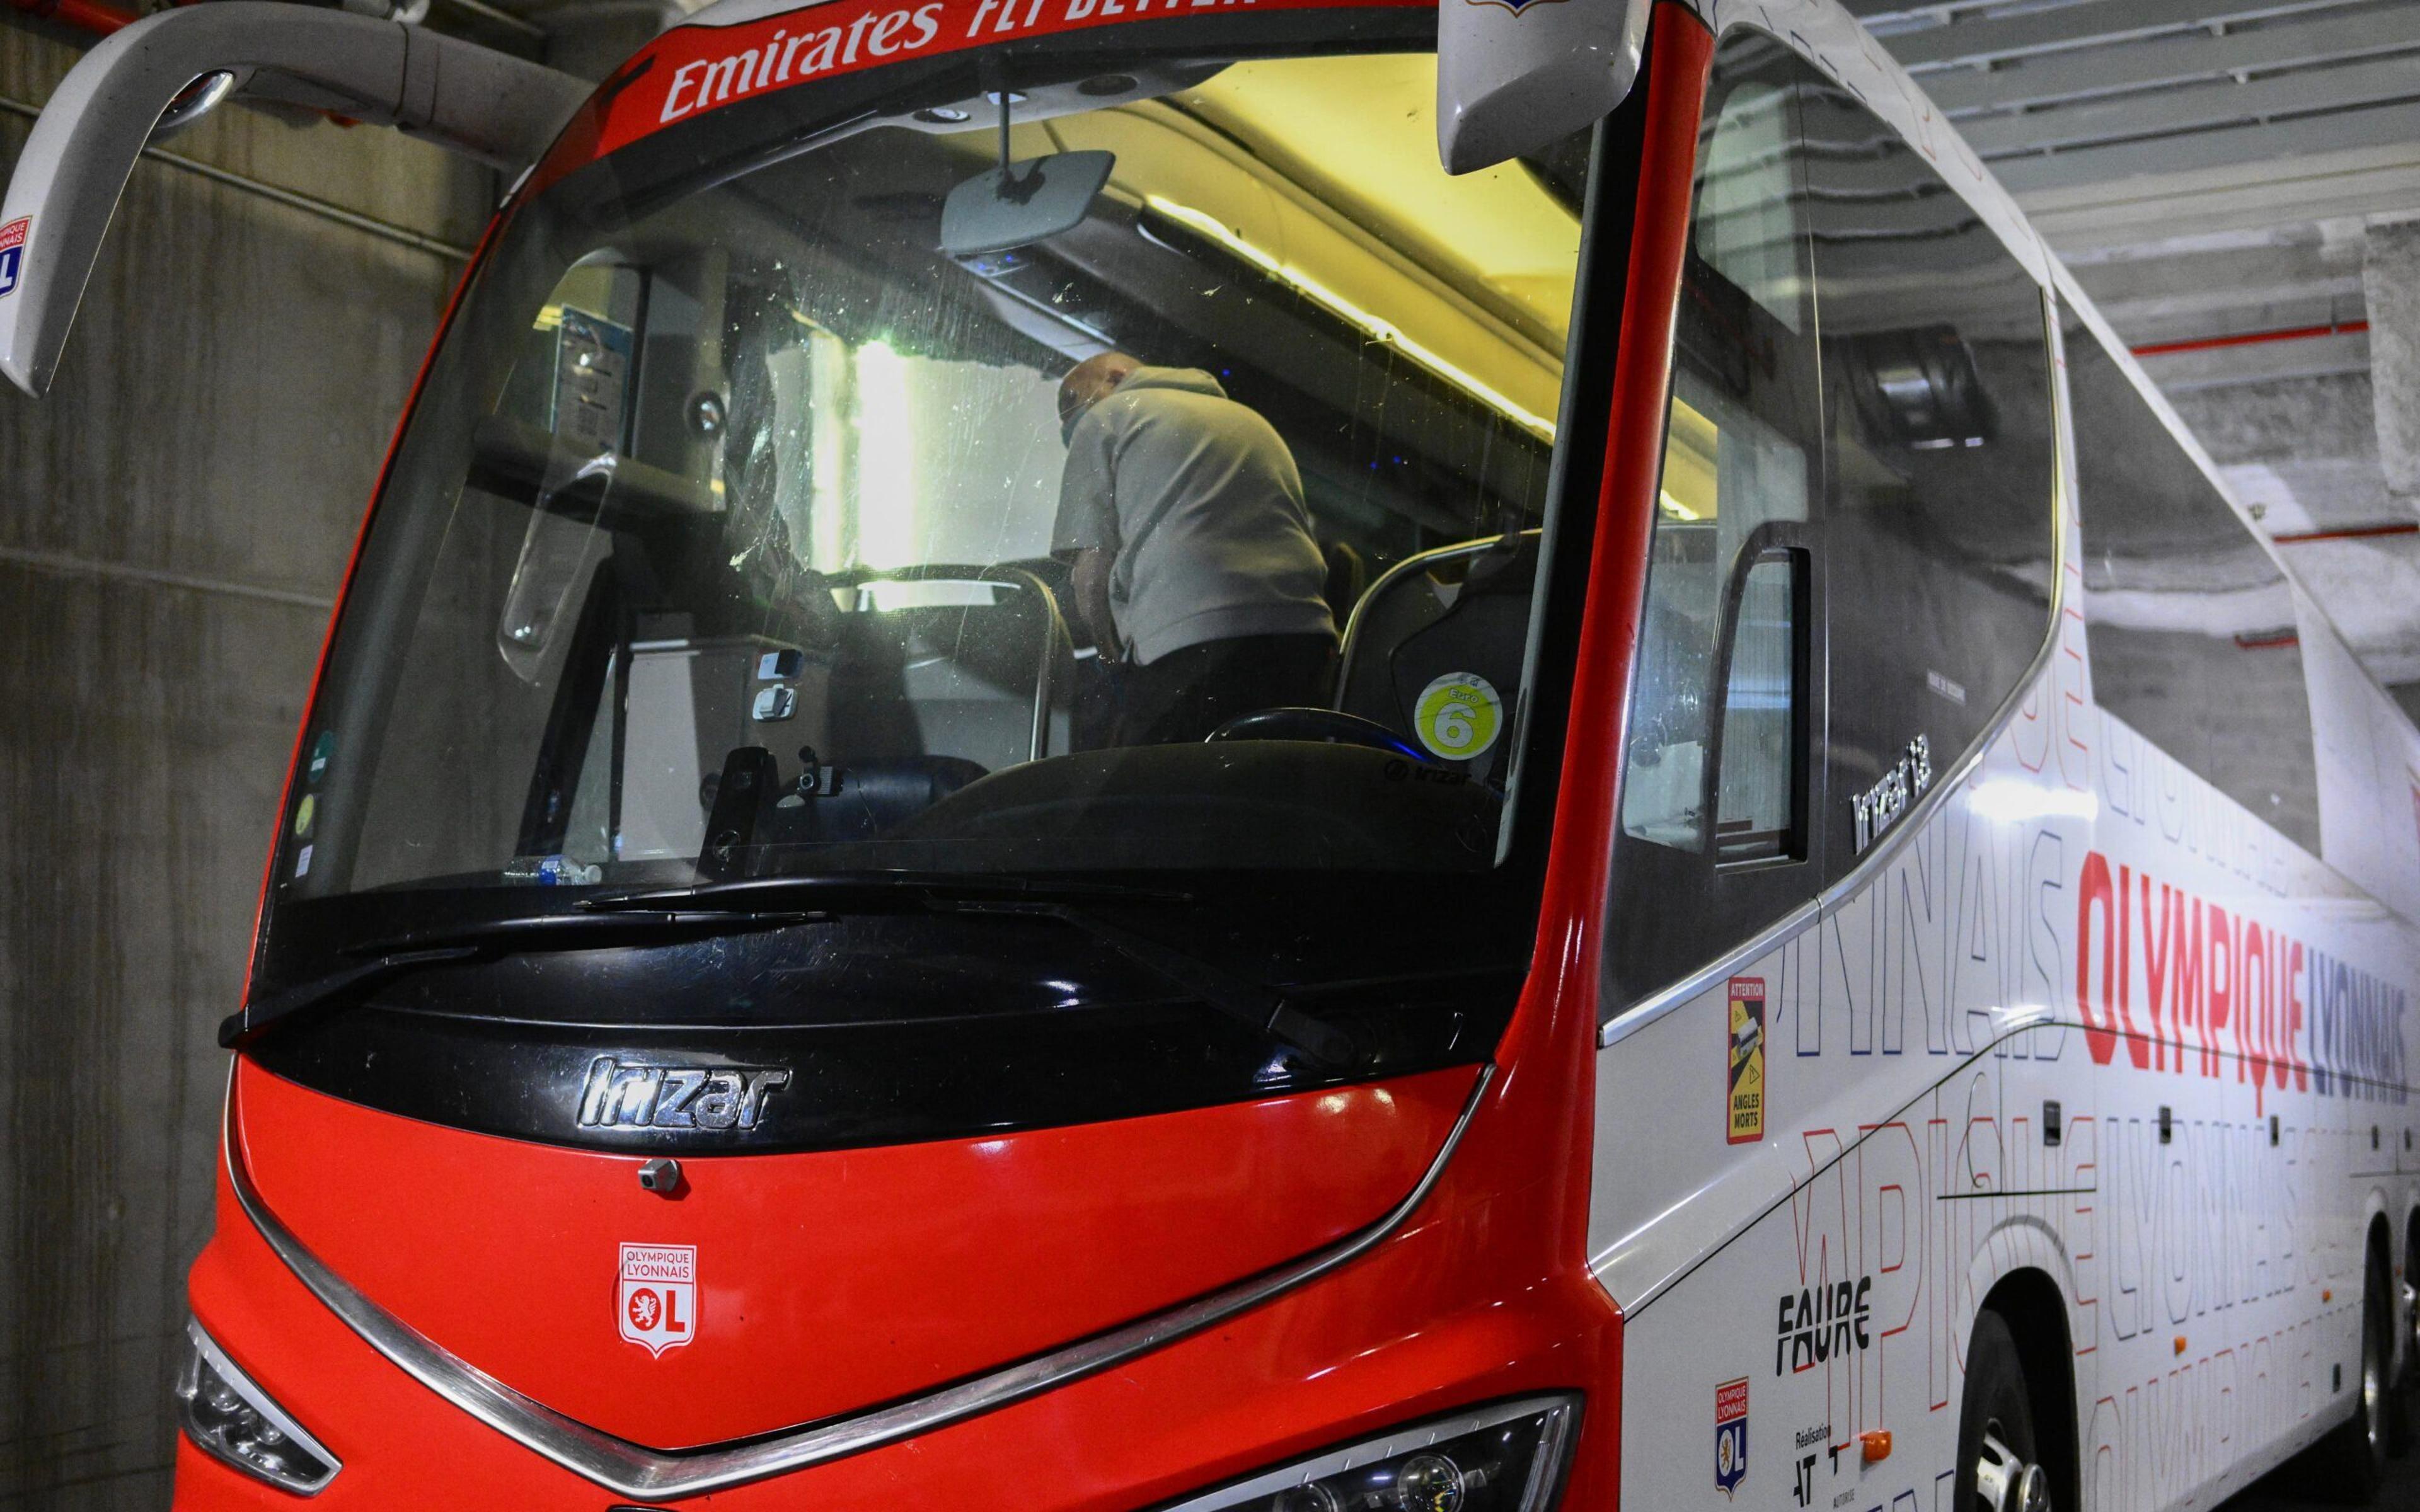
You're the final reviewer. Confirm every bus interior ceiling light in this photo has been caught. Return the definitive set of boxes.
[1143,195,1555,442]
[0,1,586,397]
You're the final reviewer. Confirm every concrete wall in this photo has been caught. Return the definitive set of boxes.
[0,23,490,1507]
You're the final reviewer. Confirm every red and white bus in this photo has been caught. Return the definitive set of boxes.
[6,0,2417,1506]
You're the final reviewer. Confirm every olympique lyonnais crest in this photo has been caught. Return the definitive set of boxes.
[0,218,27,301]
[1714,1377,1749,1496]
[618,1242,698,1357]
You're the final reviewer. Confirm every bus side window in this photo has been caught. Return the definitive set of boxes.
[2068,323,2320,851]
[1606,31,1828,1014]
[1799,71,2057,877]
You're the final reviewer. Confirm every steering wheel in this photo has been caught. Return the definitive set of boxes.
[1204,707,1432,762]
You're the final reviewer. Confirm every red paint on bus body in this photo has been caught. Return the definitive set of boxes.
[233,1057,1480,1449]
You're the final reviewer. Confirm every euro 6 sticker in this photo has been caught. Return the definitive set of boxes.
[0,218,28,300]
[1414,672,1502,762]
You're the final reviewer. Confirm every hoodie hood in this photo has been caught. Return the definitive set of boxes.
[1117,365,1228,399]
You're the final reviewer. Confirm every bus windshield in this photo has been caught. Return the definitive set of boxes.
[277,13,1594,908]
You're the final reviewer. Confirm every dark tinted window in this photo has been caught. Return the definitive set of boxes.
[1801,74,2056,876]
[1605,31,2057,1017]
[2068,321,2319,850]
[1608,30,1828,1009]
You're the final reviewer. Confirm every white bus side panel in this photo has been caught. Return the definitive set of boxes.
[1598,670,2418,1511]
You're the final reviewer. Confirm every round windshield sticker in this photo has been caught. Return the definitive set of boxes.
[1414,673,1503,762]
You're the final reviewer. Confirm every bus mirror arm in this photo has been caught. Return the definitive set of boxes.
[0,3,589,398]
[1435,0,1650,175]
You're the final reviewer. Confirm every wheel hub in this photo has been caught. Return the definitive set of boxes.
[1974,1429,2051,1512]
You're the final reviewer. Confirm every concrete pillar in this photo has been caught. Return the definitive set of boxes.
[0,19,492,1506]
[2363,218,2420,502]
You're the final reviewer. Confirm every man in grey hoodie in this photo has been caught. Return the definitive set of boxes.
[1052,352,1339,745]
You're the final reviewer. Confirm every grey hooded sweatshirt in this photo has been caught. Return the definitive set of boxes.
[1051,366,1336,665]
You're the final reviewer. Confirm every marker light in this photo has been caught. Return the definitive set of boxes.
[1162,1397,1577,1512]
[176,1319,340,1494]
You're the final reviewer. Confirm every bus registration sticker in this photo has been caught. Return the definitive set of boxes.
[1714,1377,1749,1496]
[619,1242,698,1356]
[0,218,26,301]
[1726,977,1765,1145]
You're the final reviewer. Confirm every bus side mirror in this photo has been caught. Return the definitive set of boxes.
[0,2,589,398]
[1436,0,1651,175]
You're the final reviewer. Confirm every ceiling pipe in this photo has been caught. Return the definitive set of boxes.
[8,0,141,37]
[2269,520,2419,545]
[2133,319,2371,358]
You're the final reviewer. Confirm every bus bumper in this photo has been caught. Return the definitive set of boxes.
[175,1130,1624,1510]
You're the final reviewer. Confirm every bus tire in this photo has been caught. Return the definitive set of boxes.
[2394,1264,2419,1458]
[1956,1311,2055,1512]
[2300,1247,2390,1501]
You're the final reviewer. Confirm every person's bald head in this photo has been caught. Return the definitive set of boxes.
[1058,351,1141,435]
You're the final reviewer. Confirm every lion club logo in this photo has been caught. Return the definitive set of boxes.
[1714,1377,1749,1496]
[618,1242,697,1356]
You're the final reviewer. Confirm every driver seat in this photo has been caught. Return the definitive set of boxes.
[1335,531,1539,774]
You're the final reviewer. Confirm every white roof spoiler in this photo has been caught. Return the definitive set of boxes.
[0,3,589,397]
[1436,0,1650,175]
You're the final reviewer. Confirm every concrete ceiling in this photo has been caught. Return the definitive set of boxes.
[1847,0,2420,691]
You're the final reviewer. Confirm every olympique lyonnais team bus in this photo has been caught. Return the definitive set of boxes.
[9,0,2420,1504]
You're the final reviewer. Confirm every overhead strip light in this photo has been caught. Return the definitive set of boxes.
[1143,195,1557,442]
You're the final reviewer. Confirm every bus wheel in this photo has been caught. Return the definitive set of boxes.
[2303,1248,2390,1499]
[1957,1311,2054,1512]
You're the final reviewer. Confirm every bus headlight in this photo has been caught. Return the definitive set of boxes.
[175,1319,341,1494]
[1165,1397,1578,1512]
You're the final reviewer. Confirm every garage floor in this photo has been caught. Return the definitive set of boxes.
[2223,1446,2420,1510]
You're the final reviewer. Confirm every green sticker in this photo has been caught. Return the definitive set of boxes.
[293,793,316,840]
[1414,672,1502,762]
[308,731,335,784]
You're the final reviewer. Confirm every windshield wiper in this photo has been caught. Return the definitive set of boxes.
[229,879,1350,1070]
[218,908,811,1050]
[582,875,1353,1070]
[957,900,1358,1071]
[577,872,1195,913]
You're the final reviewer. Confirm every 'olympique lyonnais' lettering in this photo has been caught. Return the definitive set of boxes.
[2075,850,2408,1109]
